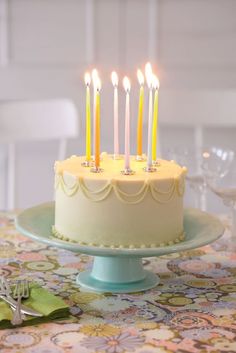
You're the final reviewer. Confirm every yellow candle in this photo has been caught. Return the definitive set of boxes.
[137,69,144,157]
[84,73,91,161]
[95,78,101,168]
[152,75,160,162]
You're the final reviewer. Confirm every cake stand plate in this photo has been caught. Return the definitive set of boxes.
[15,202,224,293]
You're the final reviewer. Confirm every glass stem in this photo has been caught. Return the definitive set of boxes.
[200,185,207,211]
[194,183,207,211]
[195,194,200,209]
[231,202,236,238]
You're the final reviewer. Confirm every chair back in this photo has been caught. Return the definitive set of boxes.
[0,99,78,142]
[0,99,79,210]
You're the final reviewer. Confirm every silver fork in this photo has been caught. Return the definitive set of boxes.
[0,277,43,317]
[11,280,29,326]
[0,277,11,296]
[0,277,15,317]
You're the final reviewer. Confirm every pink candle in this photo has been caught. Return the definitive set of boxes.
[111,71,119,156]
[123,76,131,170]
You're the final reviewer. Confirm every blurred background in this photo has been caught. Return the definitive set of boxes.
[0,0,236,212]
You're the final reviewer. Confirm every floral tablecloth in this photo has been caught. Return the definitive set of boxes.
[0,211,236,353]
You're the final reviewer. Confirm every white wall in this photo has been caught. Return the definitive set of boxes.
[0,0,236,212]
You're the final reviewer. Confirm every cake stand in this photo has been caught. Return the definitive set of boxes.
[15,202,224,293]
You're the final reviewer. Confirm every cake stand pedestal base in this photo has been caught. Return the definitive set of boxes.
[76,256,159,293]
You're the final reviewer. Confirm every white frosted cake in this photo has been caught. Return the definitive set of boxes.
[52,153,187,248]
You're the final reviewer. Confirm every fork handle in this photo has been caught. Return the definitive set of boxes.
[0,294,43,317]
[11,296,23,326]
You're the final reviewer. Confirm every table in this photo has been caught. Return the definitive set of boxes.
[0,211,236,353]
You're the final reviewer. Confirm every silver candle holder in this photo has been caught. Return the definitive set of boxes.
[121,168,135,176]
[90,166,103,173]
[81,160,93,167]
[143,165,157,173]
[152,159,161,166]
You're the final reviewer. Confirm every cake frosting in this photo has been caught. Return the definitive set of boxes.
[53,153,187,248]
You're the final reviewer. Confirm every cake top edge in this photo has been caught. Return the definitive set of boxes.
[54,153,187,182]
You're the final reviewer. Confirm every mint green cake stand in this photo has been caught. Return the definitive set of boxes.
[15,202,224,293]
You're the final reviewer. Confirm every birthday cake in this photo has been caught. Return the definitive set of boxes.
[52,153,187,248]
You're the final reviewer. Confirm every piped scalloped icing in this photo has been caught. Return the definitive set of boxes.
[54,153,186,204]
[53,153,187,247]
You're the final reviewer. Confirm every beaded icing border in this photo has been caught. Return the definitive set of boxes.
[51,225,185,249]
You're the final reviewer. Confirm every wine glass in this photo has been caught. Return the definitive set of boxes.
[168,147,208,210]
[201,147,235,242]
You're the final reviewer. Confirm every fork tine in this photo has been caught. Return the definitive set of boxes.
[23,280,29,298]
[13,281,19,298]
[19,281,24,297]
[4,280,11,293]
[13,280,29,299]
[1,282,6,292]
[19,281,23,297]
[0,277,11,294]
[21,280,25,298]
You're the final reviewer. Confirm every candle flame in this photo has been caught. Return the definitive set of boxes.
[92,68,98,88]
[145,62,153,88]
[152,75,160,90]
[84,72,91,86]
[123,76,131,92]
[203,151,210,158]
[137,69,144,86]
[111,71,118,87]
[96,77,101,91]
[145,62,152,76]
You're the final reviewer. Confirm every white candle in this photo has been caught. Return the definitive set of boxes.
[92,68,98,158]
[94,77,101,169]
[123,76,131,170]
[145,63,153,168]
[111,71,119,156]
[84,72,91,162]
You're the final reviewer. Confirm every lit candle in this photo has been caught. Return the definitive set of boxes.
[92,68,98,159]
[145,63,155,171]
[84,72,91,163]
[152,75,160,162]
[123,76,131,172]
[95,77,101,169]
[111,71,119,157]
[136,69,144,158]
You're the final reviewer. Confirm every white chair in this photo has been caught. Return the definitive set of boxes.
[0,99,79,210]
